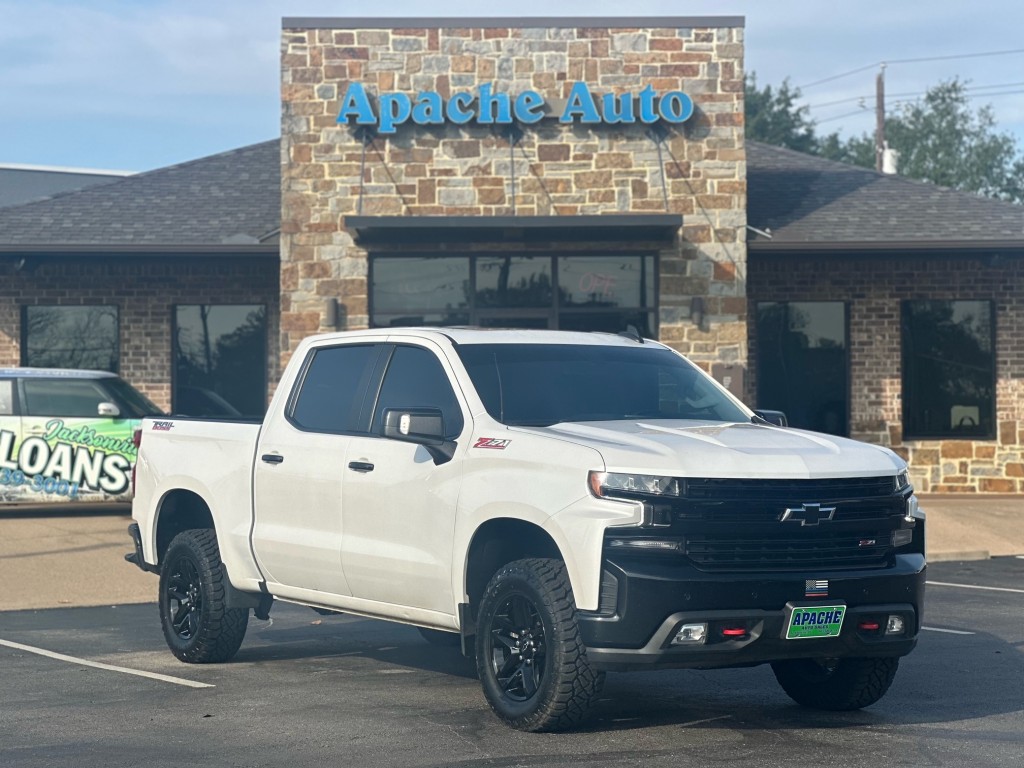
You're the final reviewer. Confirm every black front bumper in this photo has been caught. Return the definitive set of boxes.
[579,553,925,672]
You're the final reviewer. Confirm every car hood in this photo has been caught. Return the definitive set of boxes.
[513,420,905,479]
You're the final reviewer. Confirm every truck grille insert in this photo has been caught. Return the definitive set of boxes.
[684,532,891,571]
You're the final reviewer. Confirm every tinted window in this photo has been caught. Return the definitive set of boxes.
[902,300,994,439]
[373,346,464,439]
[104,378,164,418]
[23,379,114,418]
[290,345,379,433]
[756,302,848,436]
[456,344,749,426]
[22,305,119,372]
[174,305,267,418]
[0,380,13,416]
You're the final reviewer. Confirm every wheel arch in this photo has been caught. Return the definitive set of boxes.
[153,488,216,566]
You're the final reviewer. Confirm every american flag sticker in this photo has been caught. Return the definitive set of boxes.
[805,579,829,598]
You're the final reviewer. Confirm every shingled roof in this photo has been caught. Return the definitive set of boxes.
[2,137,1021,255]
[746,140,1024,252]
[0,141,280,252]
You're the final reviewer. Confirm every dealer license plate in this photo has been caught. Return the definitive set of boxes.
[786,604,846,640]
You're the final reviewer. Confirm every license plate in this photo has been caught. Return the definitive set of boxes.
[786,604,846,640]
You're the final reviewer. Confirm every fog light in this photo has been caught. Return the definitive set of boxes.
[893,529,913,547]
[886,615,905,635]
[672,623,707,645]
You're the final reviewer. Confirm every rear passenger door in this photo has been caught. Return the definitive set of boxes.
[341,341,468,615]
[251,339,386,597]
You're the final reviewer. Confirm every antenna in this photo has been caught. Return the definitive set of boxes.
[618,325,644,344]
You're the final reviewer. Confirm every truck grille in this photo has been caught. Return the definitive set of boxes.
[684,531,891,571]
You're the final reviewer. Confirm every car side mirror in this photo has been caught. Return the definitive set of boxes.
[381,407,456,465]
[754,409,788,427]
[98,401,121,418]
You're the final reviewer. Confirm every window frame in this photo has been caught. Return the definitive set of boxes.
[900,299,997,441]
[368,251,659,335]
[20,304,121,373]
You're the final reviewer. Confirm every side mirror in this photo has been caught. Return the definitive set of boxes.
[98,401,121,418]
[381,407,456,464]
[754,409,788,427]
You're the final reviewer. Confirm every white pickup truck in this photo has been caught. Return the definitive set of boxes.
[128,328,925,731]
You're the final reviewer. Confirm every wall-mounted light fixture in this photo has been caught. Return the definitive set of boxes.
[690,296,708,332]
[324,298,345,331]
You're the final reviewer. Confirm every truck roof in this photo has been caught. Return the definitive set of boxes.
[0,367,119,379]
[307,327,665,348]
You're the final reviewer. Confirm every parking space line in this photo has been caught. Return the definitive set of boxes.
[927,580,1024,595]
[0,639,214,689]
[921,627,975,635]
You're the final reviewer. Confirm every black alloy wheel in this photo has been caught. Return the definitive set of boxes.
[486,592,547,702]
[165,555,204,641]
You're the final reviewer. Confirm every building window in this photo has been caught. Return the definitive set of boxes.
[902,300,995,440]
[173,305,267,418]
[756,302,848,436]
[22,305,119,372]
[369,253,656,336]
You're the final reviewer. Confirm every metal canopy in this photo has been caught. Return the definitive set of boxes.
[345,214,682,246]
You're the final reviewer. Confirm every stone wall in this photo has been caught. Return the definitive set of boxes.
[280,19,747,372]
[0,258,280,410]
[749,254,1024,492]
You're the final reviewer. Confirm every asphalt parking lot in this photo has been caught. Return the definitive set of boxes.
[0,558,1021,768]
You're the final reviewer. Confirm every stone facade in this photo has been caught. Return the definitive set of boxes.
[280,19,747,371]
[0,258,280,410]
[749,255,1024,493]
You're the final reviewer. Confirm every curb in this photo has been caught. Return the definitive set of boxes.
[927,549,991,563]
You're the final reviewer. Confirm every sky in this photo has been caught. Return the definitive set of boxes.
[1,0,1022,172]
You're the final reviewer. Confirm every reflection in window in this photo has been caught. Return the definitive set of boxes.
[476,257,552,308]
[174,305,267,418]
[372,258,470,313]
[22,306,119,372]
[902,300,994,439]
[756,302,848,436]
[22,378,112,418]
[559,255,654,308]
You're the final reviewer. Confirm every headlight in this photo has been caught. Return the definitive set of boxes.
[589,471,681,499]
[895,470,911,491]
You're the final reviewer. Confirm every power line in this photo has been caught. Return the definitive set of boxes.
[797,47,1024,89]
[812,89,1024,126]
[805,81,1024,110]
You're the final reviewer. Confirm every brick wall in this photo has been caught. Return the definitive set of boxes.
[280,20,747,371]
[749,254,1024,492]
[0,258,280,410]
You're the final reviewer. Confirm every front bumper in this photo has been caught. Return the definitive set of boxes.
[579,553,925,672]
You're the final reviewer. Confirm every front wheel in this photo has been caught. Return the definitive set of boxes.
[772,656,899,710]
[159,529,249,664]
[475,558,604,732]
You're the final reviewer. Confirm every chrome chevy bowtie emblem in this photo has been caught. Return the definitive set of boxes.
[780,502,837,526]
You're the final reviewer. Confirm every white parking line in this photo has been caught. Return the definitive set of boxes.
[921,627,975,635]
[0,638,214,689]
[927,580,1024,595]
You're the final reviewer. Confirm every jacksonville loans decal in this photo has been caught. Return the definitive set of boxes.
[0,418,138,503]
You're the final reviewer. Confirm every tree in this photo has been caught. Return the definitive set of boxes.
[745,73,1024,204]
[744,73,818,154]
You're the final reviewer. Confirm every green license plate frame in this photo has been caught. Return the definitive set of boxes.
[785,603,847,640]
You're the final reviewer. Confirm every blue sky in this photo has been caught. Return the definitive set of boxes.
[1,0,1022,171]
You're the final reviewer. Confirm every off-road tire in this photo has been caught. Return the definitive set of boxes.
[475,558,604,732]
[772,656,899,710]
[418,627,462,647]
[159,529,249,664]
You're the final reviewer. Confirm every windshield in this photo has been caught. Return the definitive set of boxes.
[456,343,751,426]
[103,377,165,418]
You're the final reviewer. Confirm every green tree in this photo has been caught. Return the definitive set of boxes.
[744,73,818,153]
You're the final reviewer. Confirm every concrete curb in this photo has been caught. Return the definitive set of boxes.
[927,549,991,563]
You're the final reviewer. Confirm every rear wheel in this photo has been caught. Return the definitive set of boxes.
[159,529,248,663]
[475,558,604,732]
[772,656,899,710]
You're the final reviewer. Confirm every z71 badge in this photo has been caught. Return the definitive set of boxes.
[474,437,511,450]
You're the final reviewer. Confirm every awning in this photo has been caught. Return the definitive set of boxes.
[345,214,682,246]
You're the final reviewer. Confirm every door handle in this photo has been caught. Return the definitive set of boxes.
[347,461,374,473]
[261,454,284,465]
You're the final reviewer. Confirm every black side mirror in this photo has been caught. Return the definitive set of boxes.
[753,409,789,427]
[381,407,456,464]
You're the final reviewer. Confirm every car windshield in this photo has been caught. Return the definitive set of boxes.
[455,343,751,427]
[104,377,165,418]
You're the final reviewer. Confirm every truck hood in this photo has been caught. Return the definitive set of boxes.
[513,420,905,479]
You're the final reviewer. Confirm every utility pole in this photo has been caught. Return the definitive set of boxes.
[875,63,886,172]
